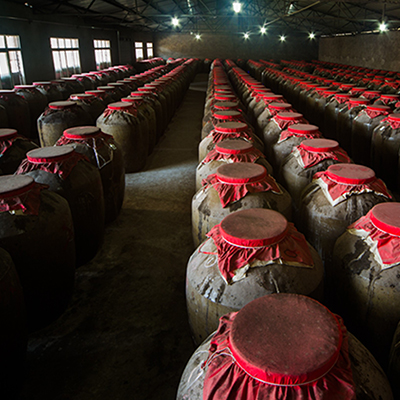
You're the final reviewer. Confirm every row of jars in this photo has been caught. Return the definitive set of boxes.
[247,59,400,395]
[179,59,399,399]
[0,59,202,398]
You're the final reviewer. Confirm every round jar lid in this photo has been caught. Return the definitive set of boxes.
[340,83,355,88]
[61,77,77,82]
[0,90,16,96]
[0,175,35,198]
[305,83,319,88]
[214,94,237,101]
[229,293,342,385]
[288,123,319,135]
[214,101,239,110]
[381,94,400,100]
[108,102,132,110]
[276,112,303,121]
[212,110,242,119]
[216,162,267,185]
[220,208,288,248]
[349,98,369,105]
[322,90,338,95]
[97,86,114,91]
[366,105,391,112]
[300,138,339,152]
[262,94,283,101]
[27,146,75,163]
[388,113,400,122]
[108,82,124,87]
[214,85,231,90]
[0,128,18,140]
[363,90,381,96]
[48,101,76,110]
[215,140,253,155]
[326,163,376,184]
[85,90,105,95]
[370,203,400,236]
[351,87,367,92]
[64,126,100,139]
[215,121,248,133]
[33,81,52,86]
[122,96,143,102]
[14,85,35,89]
[335,93,353,100]
[70,93,94,100]
[268,102,292,110]
[137,87,153,92]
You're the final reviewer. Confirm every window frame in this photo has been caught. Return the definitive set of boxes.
[93,39,112,70]
[0,34,25,89]
[50,37,81,79]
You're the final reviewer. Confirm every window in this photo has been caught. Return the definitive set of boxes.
[146,42,153,59]
[0,34,25,89]
[50,37,81,79]
[135,42,144,61]
[94,39,112,70]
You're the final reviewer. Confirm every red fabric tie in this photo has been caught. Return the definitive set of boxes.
[202,148,264,165]
[202,173,281,208]
[297,145,351,168]
[210,128,254,144]
[381,117,400,130]
[16,152,88,180]
[0,182,49,216]
[206,223,314,283]
[279,129,322,143]
[272,116,306,131]
[365,109,390,119]
[202,312,356,399]
[0,136,28,156]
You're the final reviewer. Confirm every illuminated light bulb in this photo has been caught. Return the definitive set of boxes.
[280,35,286,41]
[233,1,242,13]
[195,34,201,40]
[379,22,387,32]
[244,32,250,39]
[172,17,179,26]
[261,27,266,34]
[309,32,315,39]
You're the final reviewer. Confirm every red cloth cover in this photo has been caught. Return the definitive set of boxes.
[272,115,306,131]
[350,211,400,266]
[202,148,264,165]
[365,108,389,119]
[16,152,87,180]
[102,106,137,118]
[202,312,356,400]
[297,145,351,168]
[210,128,254,144]
[206,223,314,282]
[279,128,322,143]
[0,136,28,156]
[0,181,49,216]
[313,170,392,204]
[56,132,114,169]
[202,173,281,208]
[381,116,400,130]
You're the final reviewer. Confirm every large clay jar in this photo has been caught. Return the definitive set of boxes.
[195,140,272,191]
[324,93,353,140]
[37,101,92,147]
[269,123,323,172]
[0,129,38,175]
[177,293,394,400]
[0,104,8,128]
[389,321,400,398]
[371,113,400,190]
[262,112,306,161]
[192,162,292,247]
[96,101,147,172]
[199,122,264,162]
[280,138,351,208]
[298,163,392,267]
[187,209,323,344]
[16,146,105,267]
[14,85,48,141]
[351,104,391,167]
[331,202,400,367]
[0,90,31,138]
[255,98,291,137]
[202,101,240,128]
[32,81,63,103]
[69,93,106,124]
[85,89,114,106]
[56,126,125,224]
[0,247,26,399]
[201,110,246,140]
[0,174,75,331]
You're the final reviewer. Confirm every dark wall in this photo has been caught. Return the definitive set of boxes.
[0,0,155,84]
[154,32,318,61]
[319,30,400,72]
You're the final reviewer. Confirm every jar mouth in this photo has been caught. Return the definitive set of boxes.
[215,140,253,155]
[370,203,400,236]
[107,101,132,110]
[48,101,76,110]
[326,163,376,184]
[349,99,369,105]
[70,93,94,100]
[276,112,303,121]
[215,122,248,133]
[388,113,400,122]
[212,110,242,120]
[27,146,75,163]
[219,208,288,247]
[64,126,100,139]
[0,128,18,140]
[366,105,391,112]
[268,102,292,110]
[0,175,35,199]
[229,294,343,385]
[216,162,267,185]
[288,124,319,135]
[300,138,339,152]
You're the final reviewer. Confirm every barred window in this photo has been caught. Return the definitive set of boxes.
[94,39,112,70]
[0,35,25,89]
[50,37,81,78]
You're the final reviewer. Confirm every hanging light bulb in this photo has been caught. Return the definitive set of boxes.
[233,1,242,13]
[172,17,179,26]
[195,34,201,40]
[379,21,388,32]
[244,32,250,39]
[309,32,315,39]
[280,35,286,42]
[260,26,267,34]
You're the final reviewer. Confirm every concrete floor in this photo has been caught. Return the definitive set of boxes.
[19,74,208,400]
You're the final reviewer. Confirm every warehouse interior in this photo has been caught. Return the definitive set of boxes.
[2,0,400,399]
